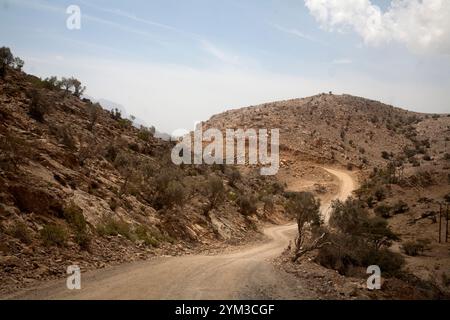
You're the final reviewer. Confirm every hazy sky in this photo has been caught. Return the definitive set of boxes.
[1,0,449,133]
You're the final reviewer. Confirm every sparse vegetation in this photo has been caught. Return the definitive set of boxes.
[152,171,186,209]
[137,125,155,141]
[27,89,49,122]
[59,77,85,97]
[0,47,23,78]
[97,217,133,240]
[0,133,28,170]
[8,221,32,244]
[203,176,225,214]
[87,102,100,131]
[134,225,159,247]
[63,202,86,232]
[56,125,76,150]
[40,224,68,247]
[315,198,402,276]
[237,194,257,216]
[401,239,430,256]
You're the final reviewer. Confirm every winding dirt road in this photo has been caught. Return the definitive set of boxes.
[7,167,356,300]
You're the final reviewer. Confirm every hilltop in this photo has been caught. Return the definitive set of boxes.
[206,93,450,298]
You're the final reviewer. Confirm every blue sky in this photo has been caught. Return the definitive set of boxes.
[1,0,449,133]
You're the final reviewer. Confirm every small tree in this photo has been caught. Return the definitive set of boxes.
[0,47,13,78]
[165,181,185,208]
[110,108,122,120]
[285,192,323,261]
[114,151,136,196]
[27,89,48,122]
[203,176,225,214]
[42,76,60,90]
[329,198,367,234]
[0,133,27,170]
[137,125,155,141]
[60,77,73,95]
[71,78,86,97]
[237,194,257,216]
[87,102,99,131]
[13,57,24,71]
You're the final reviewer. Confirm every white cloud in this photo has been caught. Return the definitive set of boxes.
[304,0,450,54]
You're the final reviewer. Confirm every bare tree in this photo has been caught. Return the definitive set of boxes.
[71,78,86,97]
[60,77,73,95]
[285,192,328,261]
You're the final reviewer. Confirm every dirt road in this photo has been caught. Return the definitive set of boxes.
[321,167,356,223]
[7,167,355,300]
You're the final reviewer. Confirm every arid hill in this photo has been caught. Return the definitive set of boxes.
[0,63,290,295]
[206,93,450,298]
[207,93,448,167]
[1,48,449,299]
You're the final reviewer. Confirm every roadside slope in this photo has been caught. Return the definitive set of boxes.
[5,168,356,300]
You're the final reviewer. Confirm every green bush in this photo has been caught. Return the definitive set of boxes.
[9,221,32,244]
[319,198,402,276]
[261,195,274,212]
[165,181,185,208]
[74,230,91,250]
[361,248,404,275]
[316,234,404,276]
[27,89,49,122]
[40,224,67,247]
[237,194,257,216]
[137,126,155,141]
[63,202,86,232]
[50,124,76,150]
[401,239,430,256]
[153,172,185,209]
[205,176,225,209]
[374,186,386,201]
[374,204,393,218]
[225,167,241,187]
[134,225,159,247]
[97,217,133,240]
[392,200,409,214]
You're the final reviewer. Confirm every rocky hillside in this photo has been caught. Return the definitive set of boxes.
[207,93,447,168]
[0,64,290,294]
[206,93,450,297]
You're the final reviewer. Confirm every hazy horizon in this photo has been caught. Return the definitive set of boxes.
[1,0,449,133]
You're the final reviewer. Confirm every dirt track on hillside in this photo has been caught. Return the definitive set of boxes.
[6,168,355,300]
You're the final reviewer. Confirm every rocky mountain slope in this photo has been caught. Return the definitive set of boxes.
[0,64,290,295]
[1,48,449,298]
[205,93,450,297]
